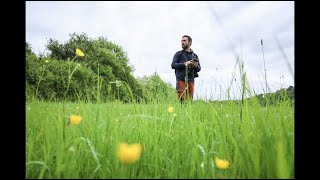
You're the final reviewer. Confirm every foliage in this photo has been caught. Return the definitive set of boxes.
[26,33,175,102]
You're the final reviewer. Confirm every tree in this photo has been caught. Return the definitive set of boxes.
[27,33,177,103]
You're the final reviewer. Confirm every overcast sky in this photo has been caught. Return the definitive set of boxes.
[26,1,294,100]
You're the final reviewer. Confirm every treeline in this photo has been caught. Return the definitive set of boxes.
[205,86,294,106]
[255,86,294,106]
[26,33,176,103]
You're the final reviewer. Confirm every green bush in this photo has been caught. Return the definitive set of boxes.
[26,55,97,101]
[137,72,176,103]
[26,33,176,103]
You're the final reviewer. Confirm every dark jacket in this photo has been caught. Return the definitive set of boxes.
[171,49,201,82]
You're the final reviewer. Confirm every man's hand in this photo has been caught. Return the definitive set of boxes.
[190,60,198,68]
[185,60,198,68]
[185,60,195,67]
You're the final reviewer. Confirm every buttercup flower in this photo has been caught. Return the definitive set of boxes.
[117,142,142,164]
[75,48,85,57]
[168,106,174,113]
[215,157,230,169]
[69,115,82,125]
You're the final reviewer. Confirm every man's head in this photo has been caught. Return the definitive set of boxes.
[181,35,192,50]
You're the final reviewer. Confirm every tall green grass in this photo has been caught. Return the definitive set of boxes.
[26,95,294,178]
[26,51,294,178]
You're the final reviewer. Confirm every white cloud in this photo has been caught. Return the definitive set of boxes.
[26,1,294,100]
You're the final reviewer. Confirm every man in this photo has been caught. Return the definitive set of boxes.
[171,35,201,102]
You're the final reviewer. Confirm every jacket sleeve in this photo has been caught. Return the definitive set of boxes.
[194,55,201,72]
[171,51,186,70]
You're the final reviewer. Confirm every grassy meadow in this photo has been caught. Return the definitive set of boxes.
[26,96,294,178]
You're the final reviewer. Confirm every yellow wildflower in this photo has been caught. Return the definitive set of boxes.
[75,48,85,57]
[69,115,82,125]
[215,157,230,169]
[117,142,142,164]
[45,60,49,63]
[168,106,174,113]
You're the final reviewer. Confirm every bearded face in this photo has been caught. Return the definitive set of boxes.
[181,37,191,49]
